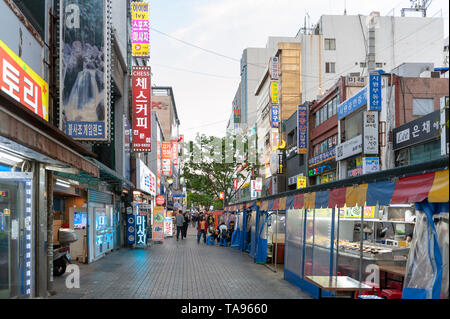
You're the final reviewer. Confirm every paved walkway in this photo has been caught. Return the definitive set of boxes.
[51,226,310,299]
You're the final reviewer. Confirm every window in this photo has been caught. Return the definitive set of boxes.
[322,106,327,122]
[319,108,323,124]
[287,131,294,146]
[333,96,338,115]
[12,0,45,39]
[265,132,270,146]
[299,155,305,166]
[315,112,320,127]
[344,110,363,141]
[376,63,383,68]
[360,62,367,68]
[413,98,434,116]
[325,38,336,50]
[328,101,333,119]
[314,145,320,156]
[326,62,336,73]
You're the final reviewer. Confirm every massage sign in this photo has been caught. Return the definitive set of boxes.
[132,66,151,152]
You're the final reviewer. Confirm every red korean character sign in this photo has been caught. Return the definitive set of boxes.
[132,66,151,152]
[0,40,49,121]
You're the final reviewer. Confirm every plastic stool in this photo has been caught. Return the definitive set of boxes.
[207,236,215,245]
[380,282,403,299]
[219,238,228,247]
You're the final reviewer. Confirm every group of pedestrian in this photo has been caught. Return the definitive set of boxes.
[175,210,191,241]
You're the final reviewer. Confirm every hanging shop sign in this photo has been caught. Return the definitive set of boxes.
[338,86,367,120]
[59,0,111,140]
[297,176,307,189]
[345,75,366,87]
[152,206,165,242]
[336,135,363,161]
[135,213,147,247]
[172,140,178,165]
[297,104,308,154]
[270,57,279,80]
[392,109,441,151]
[362,157,380,175]
[156,195,165,206]
[271,81,279,103]
[277,150,284,174]
[126,213,136,245]
[441,96,449,156]
[131,2,149,57]
[368,74,382,111]
[308,147,336,166]
[255,177,262,192]
[164,217,173,237]
[161,141,172,177]
[132,66,151,152]
[233,178,238,189]
[219,192,225,200]
[136,159,156,196]
[271,105,280,128]
[363,111,379,154]
[250,181,258,199]
[0,40,49,121]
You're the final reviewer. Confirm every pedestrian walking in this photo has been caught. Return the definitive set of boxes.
[175,210,185,241]
[197,215,208,244]
[217,221,228,245]
[182,212,189,238]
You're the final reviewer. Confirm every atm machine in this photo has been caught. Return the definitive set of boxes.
[69,208,88,263]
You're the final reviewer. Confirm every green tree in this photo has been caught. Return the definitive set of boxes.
[181,133,260,208]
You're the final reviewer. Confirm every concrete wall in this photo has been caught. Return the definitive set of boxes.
[0,1,44,78]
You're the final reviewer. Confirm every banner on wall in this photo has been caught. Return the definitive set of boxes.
[297,104,308,154]
[132,66,151,152]
[59,0,111,140]
[0,40,49,121]
[152,206,165,242]
[161,141,172,177]
[131,2,149,57]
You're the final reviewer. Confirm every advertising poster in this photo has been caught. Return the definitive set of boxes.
[60,0,110,140]
[161,141,172,177]
[132,66,151,152]
[297,104,308,154]
[131,2,149,57]
[297,176,307,189]
[362,157,380,175]
[0,40,49,121]
[152,206,165,242]
[164,217,173,237]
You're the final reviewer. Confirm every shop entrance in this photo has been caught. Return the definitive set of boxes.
[0,173,33,298]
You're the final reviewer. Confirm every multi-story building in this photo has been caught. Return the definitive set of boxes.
[296,13,445,104]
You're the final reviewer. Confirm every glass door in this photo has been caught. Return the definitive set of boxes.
[0,173,33,299]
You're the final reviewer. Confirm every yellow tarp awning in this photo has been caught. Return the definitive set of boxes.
[428,169,449,202]
[346,183,368,207]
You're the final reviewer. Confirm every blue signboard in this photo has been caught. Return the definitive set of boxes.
[297,104,308,154]
[66,122,105,139]
[368,74,382,111]
[308,147,336,166]
[271,105,280,128]
[338,86,367,120]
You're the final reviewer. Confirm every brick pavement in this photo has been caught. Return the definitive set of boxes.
[51,226,311,299]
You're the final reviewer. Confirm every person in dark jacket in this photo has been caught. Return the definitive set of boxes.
[182,213,189,239]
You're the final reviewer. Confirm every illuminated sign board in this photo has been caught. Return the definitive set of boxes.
[297,176,307,189]
[297,104,308,154]
[131,2,150,57]
[0,40,49,121]
[135,213,147,247]
[132,66,151,152]
[271,105,280,128]
[271,81,279,103]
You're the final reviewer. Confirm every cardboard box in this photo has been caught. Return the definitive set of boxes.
[53,220,63,243]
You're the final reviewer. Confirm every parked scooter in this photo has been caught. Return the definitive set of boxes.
[53,228,78,276]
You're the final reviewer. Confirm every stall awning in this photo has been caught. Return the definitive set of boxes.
[329,188,346,208]
[315,191,329,209]
[346,184,368,207]
[279,197,287,210]
[426,170,448,203]
[260,200,268,211]
[294,194,304,209]
[304,192,315,209]
[272,198,280,210]
[391,173,434,204]
[88,157,134,189]
[286,196,295,210]
[366,180,396,206]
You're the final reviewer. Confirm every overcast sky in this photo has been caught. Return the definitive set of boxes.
[150,0,449,142]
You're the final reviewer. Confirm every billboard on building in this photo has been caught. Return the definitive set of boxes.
[297,104,308,154]
[271,81,279,103]
[0,40,49,121]
[59,0,111,141]
[131,2,149,57]
[132,66,151,152]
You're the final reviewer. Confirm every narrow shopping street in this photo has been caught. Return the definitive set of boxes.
[52,227,310,299]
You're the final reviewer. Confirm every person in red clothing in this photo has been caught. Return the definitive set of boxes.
[197,215,208,244]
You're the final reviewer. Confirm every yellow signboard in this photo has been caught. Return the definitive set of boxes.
[297,176,307,189]
[131,2,149,20]
[132,43,150,57]
[271,81,279,103]
[0,40,49,121]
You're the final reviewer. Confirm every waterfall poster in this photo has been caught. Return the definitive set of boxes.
[59,0,110,141]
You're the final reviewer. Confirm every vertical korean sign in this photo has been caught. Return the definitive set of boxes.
[0,41,49,121]
[172,140,178,165]
[152,206,165,242]
[60,0,110,140]
[297,104,308,154]
[131,2,150,57]
[132,66,151,152]
[135,209,147,247]
[368,74,381,111]
[161,141,172,177]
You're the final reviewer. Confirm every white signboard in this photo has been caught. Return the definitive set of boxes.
[441,96,449,156]
[136,159,156,196]
[255,177,262,192]
[362,157,380,175]
[363,111,379,154]
[336,135,363,161]
[164,217,173,237]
